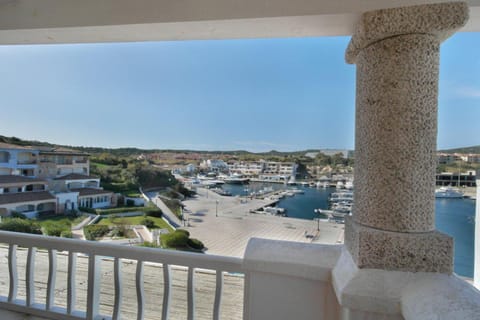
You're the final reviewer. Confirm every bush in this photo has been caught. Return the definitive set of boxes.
[141,241,160,248]
[110,226,126,238]
[0,218,42,234]
[161,230,189,248]
[79,207,97,214]
[60,230,73,238]
[187,238,204,250]
[145,209,163,218]
[43,223,67,237]
[84,225,110,240]
[141,218,155,228]
[10,211,27,219]
[176,229,190,237]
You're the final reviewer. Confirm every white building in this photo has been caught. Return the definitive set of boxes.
[0,143,39,177]
[0,144,114,215]
[0,175,55,218]
[200,159,229,172]
[228,161,265,176]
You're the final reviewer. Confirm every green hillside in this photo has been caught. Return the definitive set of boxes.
[439,146,480,154]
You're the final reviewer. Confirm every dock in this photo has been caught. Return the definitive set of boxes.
[463,186,477,200]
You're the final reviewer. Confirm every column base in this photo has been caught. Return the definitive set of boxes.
[332,246,480,319]
[345,217,453,273]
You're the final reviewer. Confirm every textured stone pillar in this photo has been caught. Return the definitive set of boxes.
[345,2,469,273]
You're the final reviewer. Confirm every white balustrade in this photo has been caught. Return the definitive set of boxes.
[0,230,243,320]
[0,231,478,320]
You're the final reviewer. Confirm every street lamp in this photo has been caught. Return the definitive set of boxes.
[313,209,320,231]
[216,200,219,217]
[181,205,186,227]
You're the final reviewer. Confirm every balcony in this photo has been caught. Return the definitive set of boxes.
[0,231,478,320]
[16,160,37,165]
[0,231,245,320]
[1,1,480,319]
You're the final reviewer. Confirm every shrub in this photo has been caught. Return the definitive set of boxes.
[141,218,155,228]
[43,223,67,237]
[0,218,42,234]
[84,225,110,240]
[141,241,160,248]
[110,227,126,238]
[176,229,190,237]
[10,211,27,219]
[187,238,204,250]
[145,209,163,218]
[161,230,189,248]
[79,207,97,214]
[60,230,73,238]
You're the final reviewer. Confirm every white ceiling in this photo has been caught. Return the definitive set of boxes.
[0,0,478,44]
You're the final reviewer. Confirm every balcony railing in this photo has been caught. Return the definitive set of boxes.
[0,231,478,320]
[17,160,37,165]
[0,231,243,320]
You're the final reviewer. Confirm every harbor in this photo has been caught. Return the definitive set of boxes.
[180,187,345,258]
[183,181,477,278]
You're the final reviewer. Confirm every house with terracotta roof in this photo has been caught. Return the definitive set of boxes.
[0,175,55,218]
[0,144,115,216]
[52,174,114,211]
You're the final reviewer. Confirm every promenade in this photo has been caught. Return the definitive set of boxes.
[182,188,345,257]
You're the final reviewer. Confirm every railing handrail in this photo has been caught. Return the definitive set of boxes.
[0,230,243,272]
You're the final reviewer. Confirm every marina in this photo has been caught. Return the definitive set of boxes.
[217,182,476,278]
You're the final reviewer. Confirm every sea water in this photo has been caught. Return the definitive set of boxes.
[222,182,476,277]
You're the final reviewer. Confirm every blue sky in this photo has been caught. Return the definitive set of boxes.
[0,33,478,152]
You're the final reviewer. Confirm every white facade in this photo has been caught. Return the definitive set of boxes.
[228,161,265,176]
[78,194,112,209]
[55,191,79,213]
[0,145,39,177]
[201,159,229,172]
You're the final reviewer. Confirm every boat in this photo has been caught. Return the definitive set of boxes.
[316,181,329,188]
[263,206,286,216]
[211,188,232,196]
[329,191,354,202]
[289,188,304,194]
[224,174,250,184]
[435,186,464,198]
[345,180,354,190]
[285,175,297,186]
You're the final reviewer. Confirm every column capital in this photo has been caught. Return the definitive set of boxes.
[346,2,469,64]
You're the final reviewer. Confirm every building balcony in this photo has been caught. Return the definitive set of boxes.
[0,231,478,320]
[16,160,37,166]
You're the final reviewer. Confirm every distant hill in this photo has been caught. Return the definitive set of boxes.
[439,146,480,154]
[0,135,336,157]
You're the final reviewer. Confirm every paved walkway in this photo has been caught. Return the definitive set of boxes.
[149,194,182,228]
[182,188,345,257]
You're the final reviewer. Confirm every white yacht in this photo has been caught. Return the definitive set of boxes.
[435,186,464,198]
[224,173,250,184]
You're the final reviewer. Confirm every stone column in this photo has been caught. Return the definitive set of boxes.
[345,2,469,273]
